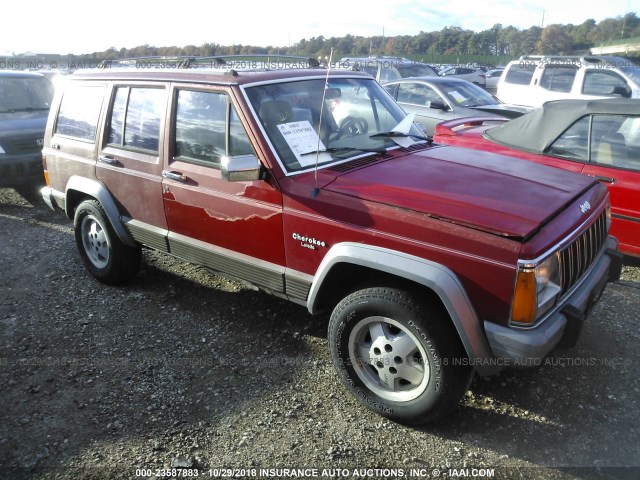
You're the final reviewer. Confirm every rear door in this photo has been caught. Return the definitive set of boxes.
[161,84,286,291]
[44,81,107,189]
[96,83,169,250]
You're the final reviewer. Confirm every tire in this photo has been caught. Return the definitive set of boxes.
[73,199,141,285]
[328,287,473,424]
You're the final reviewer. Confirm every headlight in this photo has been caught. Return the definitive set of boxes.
[511,253,562,325]
[0,145,5,154]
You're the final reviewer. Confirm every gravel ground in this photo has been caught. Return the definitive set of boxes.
[0,187,639,480]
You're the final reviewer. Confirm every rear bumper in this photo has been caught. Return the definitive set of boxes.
[41,186,66,212]
[484,237,622,368]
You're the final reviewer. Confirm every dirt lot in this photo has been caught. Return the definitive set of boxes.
[0,187,639,480]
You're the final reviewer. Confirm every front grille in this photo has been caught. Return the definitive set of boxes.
[559,210,608,295]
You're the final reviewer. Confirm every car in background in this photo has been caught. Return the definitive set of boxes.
[0,70,54,194]
[497,55,640,107]
[339,56,438,83]
[484,68,504,93]
[438,66,486,87]
[383,77,532,135]
[433,98,640,259]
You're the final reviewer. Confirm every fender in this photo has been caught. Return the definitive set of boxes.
[307,242,499,375]
[65,175,137,247]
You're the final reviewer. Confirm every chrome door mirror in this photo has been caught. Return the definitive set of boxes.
[221,154,262,182]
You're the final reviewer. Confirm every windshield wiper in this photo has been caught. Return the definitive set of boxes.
[369,131,432,142]
[300,146,387,156]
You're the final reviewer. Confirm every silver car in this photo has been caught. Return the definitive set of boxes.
[484,68,504,93]
[383,77,532,135]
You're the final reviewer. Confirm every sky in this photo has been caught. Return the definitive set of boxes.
[2,0,638,55]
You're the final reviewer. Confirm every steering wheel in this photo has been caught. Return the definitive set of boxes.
[335,116,368,140]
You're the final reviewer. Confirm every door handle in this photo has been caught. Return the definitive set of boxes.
[98,156,119,166]
[594,176,615,184]
[162,170,187,182]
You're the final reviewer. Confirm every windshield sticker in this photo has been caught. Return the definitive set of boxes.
[277,121,333,167]
[449,90,467,104]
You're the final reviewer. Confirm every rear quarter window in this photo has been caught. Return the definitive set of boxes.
[503,65,535,85]
[55,83,106,141]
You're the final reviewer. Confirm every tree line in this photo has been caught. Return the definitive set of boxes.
[68,13,640,62]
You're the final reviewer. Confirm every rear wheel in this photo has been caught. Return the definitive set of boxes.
[74,199,141,284]
[328,287,473,424]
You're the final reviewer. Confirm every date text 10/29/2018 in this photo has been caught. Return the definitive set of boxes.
[135,467,496,478]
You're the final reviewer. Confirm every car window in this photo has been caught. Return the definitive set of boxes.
[0,75,54,112]
[397,65,437,78]
[229,105,254,157]
[379,66,400,83]
[546,116,589,161]
[591,115,640,171]
[540,66,578,92]
[55,83,106,141]
[174,90,253,167]
[582,70,629,96]
[107,87,164,153]
[383,84,398,99]
[503,64,535,85]
[439,81,496,107]
[396,83,441,105]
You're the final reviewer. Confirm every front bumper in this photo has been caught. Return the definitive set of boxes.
[0,153,44,187]
[484,237,622,367]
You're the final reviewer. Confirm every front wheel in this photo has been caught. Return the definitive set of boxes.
[328,287,473,424]
[74,199,141,285]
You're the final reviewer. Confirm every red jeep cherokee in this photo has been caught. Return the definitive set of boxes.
[41,62,622,424]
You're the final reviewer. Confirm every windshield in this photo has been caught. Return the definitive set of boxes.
[621,66,640,85]
[438,81,497,107]
[245,77,426,173]
[0,75,54,112]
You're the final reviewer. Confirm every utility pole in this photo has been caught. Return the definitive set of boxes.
[541,10,545,29]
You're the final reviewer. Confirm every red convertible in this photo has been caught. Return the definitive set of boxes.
[434,99,640,259]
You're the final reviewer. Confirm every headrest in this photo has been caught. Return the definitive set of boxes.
[259,100,293,126]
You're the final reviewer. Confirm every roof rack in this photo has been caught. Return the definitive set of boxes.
[98,54,322,71]
[518,54,631,65]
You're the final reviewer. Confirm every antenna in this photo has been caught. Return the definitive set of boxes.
[311,47,334,199]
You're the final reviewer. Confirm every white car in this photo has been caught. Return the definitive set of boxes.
[438,66,486,87]
[496,55,640,107]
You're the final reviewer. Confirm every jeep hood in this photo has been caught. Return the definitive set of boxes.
[324,146,596,239]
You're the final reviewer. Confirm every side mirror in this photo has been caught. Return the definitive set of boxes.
[221,154,262,182]
[427,100,448,111]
